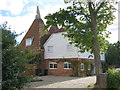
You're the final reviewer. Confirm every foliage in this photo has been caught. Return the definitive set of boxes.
[58,59,94,76]
[1,23,34,90]
[45,1,116,79]
[34,54,42,69]
[107,69,120,89]
[45,1,115,54]
[101,61,108,73]
[2,29,16,49]
[105,41,120,67]
[28,53,40,64]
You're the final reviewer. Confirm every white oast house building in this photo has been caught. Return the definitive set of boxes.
[19,6,105,76]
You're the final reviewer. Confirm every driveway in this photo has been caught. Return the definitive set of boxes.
[26,75,96,88]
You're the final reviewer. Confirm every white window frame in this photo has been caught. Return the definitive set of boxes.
[67,44,73,51]
[26,38,33,46]
[80,63,84,71]
[64,62,72,69]
[49,62,57,69]
[88,64,91,70]
[48,46,53,53]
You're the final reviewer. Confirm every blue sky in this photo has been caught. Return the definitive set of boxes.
[0,0,118,43]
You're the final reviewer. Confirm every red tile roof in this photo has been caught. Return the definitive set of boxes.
[19,19,45,50]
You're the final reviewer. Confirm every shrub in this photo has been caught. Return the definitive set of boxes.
[1,25,35,90]
[107,69,120,89]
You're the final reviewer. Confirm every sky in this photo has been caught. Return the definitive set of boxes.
[0,0,118,44]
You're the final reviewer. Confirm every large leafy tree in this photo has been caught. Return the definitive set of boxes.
[45,0,116,85]
[1,22,34,90]
[105,41,120,67]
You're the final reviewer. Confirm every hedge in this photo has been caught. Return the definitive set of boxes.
[107,69,120,89]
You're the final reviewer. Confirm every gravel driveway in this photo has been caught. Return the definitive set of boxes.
[26,75,96,88]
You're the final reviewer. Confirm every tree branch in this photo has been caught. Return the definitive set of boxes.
[95,2,105,13]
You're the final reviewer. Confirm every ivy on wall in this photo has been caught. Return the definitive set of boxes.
[58,59,94,76]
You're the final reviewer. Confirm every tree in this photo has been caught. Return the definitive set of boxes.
[105,41,120,67]
[45,0,116,85]
[1,22,34,90]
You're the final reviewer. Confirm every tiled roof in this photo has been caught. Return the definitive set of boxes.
[19,18,45,50]
[48,26,65,33]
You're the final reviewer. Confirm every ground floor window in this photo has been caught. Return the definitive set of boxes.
[64,62,72,69]
[49,62,57,69]
[80,63,84,71]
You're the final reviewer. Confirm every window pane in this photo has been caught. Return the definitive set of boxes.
[50,64,53,68]
[54,64,57,68]
[81,63,84,71]
[48,46,53,52]
[69,63,71,68]
[26,38,32,46]
[64,62,71,69]
[64,64,68,68]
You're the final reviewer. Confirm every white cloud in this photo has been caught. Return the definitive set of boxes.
[40,4,65,23]
[107,30,118,43]
[107,7,118,43]
[0,3,66,43]
[0,0,25,15]
[0,1,118,44]
[23,0,44,5]
[0,12,35,43]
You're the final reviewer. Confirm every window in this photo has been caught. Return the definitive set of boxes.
[67,44,73,51]
[80,63,84,71]
[48,46,53,52]
[49,62,57,69]
[26,38,33,46]
[88,64,91,70]
[64,62,72,69]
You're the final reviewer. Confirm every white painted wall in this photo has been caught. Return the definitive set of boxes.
[44,32,78,59]
[44,32,105,60]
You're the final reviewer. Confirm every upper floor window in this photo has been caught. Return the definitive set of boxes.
[80,63,84,71]
[67,44,73,51]
[26,38,33,46]
[49,62,57,69]
[64,62,72,69]
[48,46,53,53]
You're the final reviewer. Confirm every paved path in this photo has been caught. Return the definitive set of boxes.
[27,75,96,88]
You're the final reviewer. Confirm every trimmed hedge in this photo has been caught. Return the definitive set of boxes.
[107,69,120,89]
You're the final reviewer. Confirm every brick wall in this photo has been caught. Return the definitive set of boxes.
[46,59,95,76]
[46,60,73,76]
[23,64,36,75]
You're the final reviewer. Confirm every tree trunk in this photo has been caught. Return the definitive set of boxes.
[88,2,103,86]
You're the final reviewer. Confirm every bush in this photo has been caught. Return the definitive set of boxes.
[2,47,34,90]
[1,25,35,90]
[107,69,120,89]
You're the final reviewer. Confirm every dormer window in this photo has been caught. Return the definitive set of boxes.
[26,37,33,46]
